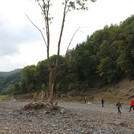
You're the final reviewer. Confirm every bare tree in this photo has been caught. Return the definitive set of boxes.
[28,0,96,103]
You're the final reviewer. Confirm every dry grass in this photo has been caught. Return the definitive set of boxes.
[59,78,134,104]
[92,78,134,103]
[0,95,10,100]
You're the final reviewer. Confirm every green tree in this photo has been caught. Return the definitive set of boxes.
[28,0,96,103]
[21,65,39,92]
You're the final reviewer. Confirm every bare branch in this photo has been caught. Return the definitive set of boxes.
[56,27,80,68]
[37,0,44,14]
[35,0,51,70]
[26,14,47,47]
[56,0,68,67]
[45,0,51,70]
[66,27,80,53]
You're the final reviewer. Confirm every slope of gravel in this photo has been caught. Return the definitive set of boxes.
[0,101,134,134]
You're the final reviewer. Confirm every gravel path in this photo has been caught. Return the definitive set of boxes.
[0,101,134,134]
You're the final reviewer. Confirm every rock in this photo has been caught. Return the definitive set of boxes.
[87,102,92,104]
[112,120,122,125]
[112,120,127,127]
[5,127,8,130]
[60,108,65,114]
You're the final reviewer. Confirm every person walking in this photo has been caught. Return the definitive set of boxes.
[116,102,122,114]
[129,97,134,112]
[101,98,105,107]
[84,96,87,103]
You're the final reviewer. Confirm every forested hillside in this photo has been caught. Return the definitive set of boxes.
[0,69,20,77]
[0,69,23,95]
[1,15,134,96]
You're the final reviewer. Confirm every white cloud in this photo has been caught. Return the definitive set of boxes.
[11,41,46,63]
[0,41,46,71]
[0,19,41,56]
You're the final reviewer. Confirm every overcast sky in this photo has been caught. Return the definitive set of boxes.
[0,0,134,72]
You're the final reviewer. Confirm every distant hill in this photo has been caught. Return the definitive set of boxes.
[0,69,21,77]
[0,69,23,95]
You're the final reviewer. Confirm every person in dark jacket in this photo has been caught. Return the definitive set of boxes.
[116,102,122,114]
[101,98,104,107]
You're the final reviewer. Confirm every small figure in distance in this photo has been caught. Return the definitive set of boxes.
[41,91,45,102]
[33,93,37,102]
[129,97,134,112]
[101,98,104,107]
[116,101,122,114]
[84,96,87,103]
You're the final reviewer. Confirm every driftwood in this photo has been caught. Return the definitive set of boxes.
[23,102,60,113]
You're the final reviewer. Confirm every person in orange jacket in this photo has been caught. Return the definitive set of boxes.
[129,97,134,112]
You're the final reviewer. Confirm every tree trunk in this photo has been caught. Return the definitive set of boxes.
[49,68,56,103]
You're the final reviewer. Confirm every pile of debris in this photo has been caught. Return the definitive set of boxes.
[23,102,66,115]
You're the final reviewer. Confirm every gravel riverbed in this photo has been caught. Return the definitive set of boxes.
[0,101,134,134]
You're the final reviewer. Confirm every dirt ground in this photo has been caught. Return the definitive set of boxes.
[59,101,133,114]
[0,100,134,134]
[0,100,133,114]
